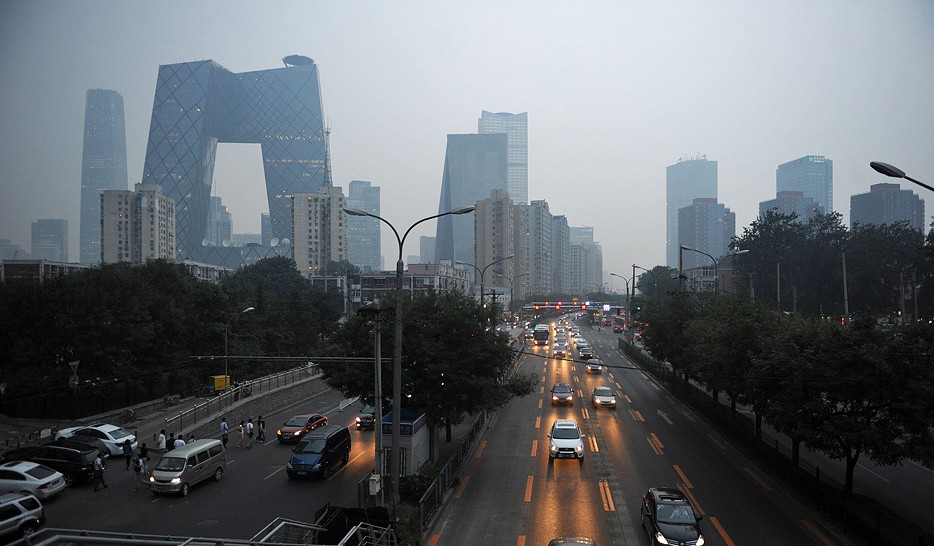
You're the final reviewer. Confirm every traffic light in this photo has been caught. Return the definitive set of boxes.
[555,304,561,310]
[534,305,540,310]
[580,304,587,310]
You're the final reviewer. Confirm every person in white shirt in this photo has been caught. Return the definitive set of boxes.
[174,434,186,449]
[246,418,255,448]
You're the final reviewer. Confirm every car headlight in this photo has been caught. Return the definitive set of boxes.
[355,416,361,423]
[293,431,301,436]
[696,535,704,546]
[312,463,321,470]
[552,395,559,401]
[148,476,155,483]
[170,477,181,485]
[575,442,584,454]
[549,442,558,454]
[653,532,669,544]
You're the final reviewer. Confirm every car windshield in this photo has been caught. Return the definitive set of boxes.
[155,456,186,472]
[594,387,613,397]
[657,502,696,524]
[552,427,580,440]
[552,385,571,393]
[361,406,375,414]
[285,417,308,427]
[25,465,56,479]
[109,428,132,440]
[295,438,327,454]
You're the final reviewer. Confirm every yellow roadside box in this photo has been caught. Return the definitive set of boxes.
[211,375,231,392]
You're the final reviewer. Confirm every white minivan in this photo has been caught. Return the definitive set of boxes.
[149,439,225,496]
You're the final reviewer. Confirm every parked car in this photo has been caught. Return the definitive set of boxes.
[48,435,110,459]
[0,492,45,540]
[0,461,66,500]
[55,423,136,457]
[277,413,328,443]
[286,426,351,479]
[591,386,617,409]
[356,405,376,430]
[1,444,97,486]
[641,487,704,546]
[550,382,574,405]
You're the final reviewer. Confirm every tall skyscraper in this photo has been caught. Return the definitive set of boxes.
[551,215,570,294]
[261,214,272,247]
[79,89,128,265]
[776,155,833,214]
[419,236,436,265]
[141,56,327,264]
[101,184,176,264]
[850,183,925,232]
[434,134,507,263]
[291,187,347,279]
[479,111,528,205]
[678,198,736,270]
[31,219,69,262]
[569,226,593,245]
[205,196,233,248]
[347,180,381,272]
[474,189,517,295]
[759,191,824,222]
[526,199,553,296]
[667,157,717,267]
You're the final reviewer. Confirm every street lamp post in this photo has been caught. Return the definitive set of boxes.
[496,272,529,317]
[344,205,475,505]
[456,255,514,304]
[633,264,658,300]
[609,272,630,340]
[871,162,934,193]
[680,245,748,295]
[224,306,255,391]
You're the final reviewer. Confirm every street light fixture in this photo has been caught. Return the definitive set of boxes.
[456,254,514,303]
[609,272,631,342]
[343,205,475,505]
[496,272,529,317]
[633,264,658,300]
[224,306,255,391]
[871,162,934,193]
[680,245,748,295]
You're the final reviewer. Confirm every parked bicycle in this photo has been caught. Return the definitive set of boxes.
[120,408,137,424]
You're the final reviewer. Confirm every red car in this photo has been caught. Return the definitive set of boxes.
[276,413,328,443]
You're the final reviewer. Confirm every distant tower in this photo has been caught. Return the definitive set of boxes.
[434,134,507,263]
[667,157,717,267]
[32,219,69,262]
[206,196,233,247]
[347,180,381,271]
[291,187,347,278]
[101,184,176,264]
[479,111,528,205]
[759,191,824,221]
[79,89,128,264]
[776,155,833,214]
[850,183,925,232]
[678,198,736,269]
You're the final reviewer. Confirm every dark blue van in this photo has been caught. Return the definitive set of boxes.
[286,426,351,479]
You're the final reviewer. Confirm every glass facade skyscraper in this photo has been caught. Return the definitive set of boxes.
[434,134,507,263]
[32,219,68,262]
[479,111,528,205]
[667,158,718,268]
[776,155,833,215]
[347,180,381,271]
[141,57,327,263]
[79,89,127,264]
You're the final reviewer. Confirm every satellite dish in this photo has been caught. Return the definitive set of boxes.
[281,238,290,247]
[202,238,210,247]
[270,238,280,247]
[222,240,231,247]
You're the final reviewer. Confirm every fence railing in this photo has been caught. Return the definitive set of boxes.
[163,363,321,435]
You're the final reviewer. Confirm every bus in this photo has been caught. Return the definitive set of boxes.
[532,324,551,345]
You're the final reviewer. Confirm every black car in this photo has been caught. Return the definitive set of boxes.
[1,444,98,486]
[49,435,110,459]
[641,487,704,545]
[550,382,574,405]
[356,405,376,430]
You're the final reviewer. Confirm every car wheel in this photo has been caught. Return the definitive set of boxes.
[63,474,75,487]
[21,523,38,537]
[180,482,189,497]
[341,451,349,465]
[213,467,223,481]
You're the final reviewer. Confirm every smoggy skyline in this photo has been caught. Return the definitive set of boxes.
[1,1,932,279]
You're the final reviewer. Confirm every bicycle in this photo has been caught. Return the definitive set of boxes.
[120,408,137,424]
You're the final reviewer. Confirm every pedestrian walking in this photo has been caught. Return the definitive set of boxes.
[246,418,254,448]
[122,439,133,470]
[189,434,196,443]
[220,418,229,448]
[237,421,245,447]
[132,455,144,491]
[157,429,166,453]
[137,443,149,476]
[257,415,266,442]
[167,432,176,451]
[174,434,186,449]
[92,453,107,491]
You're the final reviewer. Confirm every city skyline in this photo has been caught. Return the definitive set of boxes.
[1,2,932,277]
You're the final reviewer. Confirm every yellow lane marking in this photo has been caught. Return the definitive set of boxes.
[538,399,542,409]
[709,516,736,546]
[535,416,541,429]
[524,475,534,502]
[577,389,584,397]
[743,466,772,491]
[539,386,544,394]
[800,519,835,546]
[647,436,662,456]
[707,433,727,450]
[598,480,616,512]
[588,436,599,452]
[517,536,526,546]
[581,408,590,420]
[475,441,486,459]
[650,432,664,449]
[677,484,704,516]
[531,440,538,456]
[453,475,470,499]
[427,535,440,546]
[629,409,644,422]
[681,410,696,423]
[641,372,649,381]
[673,464,693,489]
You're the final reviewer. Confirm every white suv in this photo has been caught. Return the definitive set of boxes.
[548,419,585,461]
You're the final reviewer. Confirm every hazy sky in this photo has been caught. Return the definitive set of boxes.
[2,1,932,282]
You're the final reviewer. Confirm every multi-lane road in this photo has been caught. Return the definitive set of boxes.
[428,321,848,545]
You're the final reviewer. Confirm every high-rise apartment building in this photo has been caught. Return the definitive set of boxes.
[419,236,436,265]
[526,199,553,296]
[569,243,603,295]
[551,215,570,294]
[435,134,507,263]
[291,187,347,279]
[261,214,272,247]
[479,111,528,205]
[474,189,517,296]
[850,183,925,232]
[569,226,593,245]
[347,180,381,272]
[141,57,327,263]
[31,219,69,262]
[759,191,824,222]
[101,184,176,264]
[776,155,833,214]
[79,89,128,265]
[205,196,233,248]
[678,198,736,270]
[667,157,717,267]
